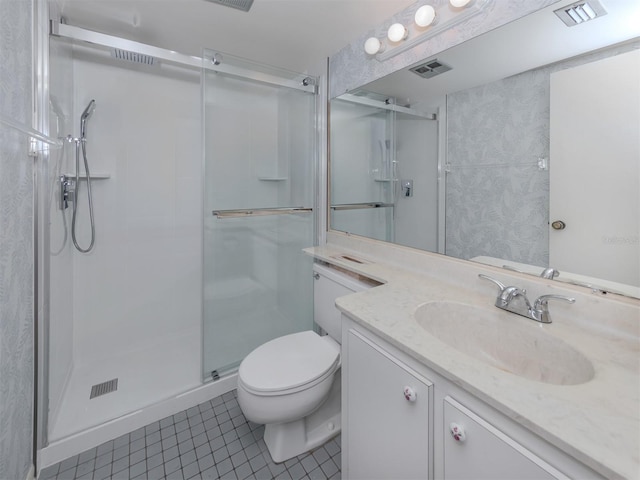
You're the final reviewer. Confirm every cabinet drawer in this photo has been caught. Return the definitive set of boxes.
[346,330,433,480]
[443,396,568,479]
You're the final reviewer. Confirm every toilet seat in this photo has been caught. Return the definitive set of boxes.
[239,331,340,396]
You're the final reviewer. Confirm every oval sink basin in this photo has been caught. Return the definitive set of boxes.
[414,301,595,385]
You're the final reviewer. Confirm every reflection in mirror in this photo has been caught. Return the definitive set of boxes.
[329,1,640,297]
[330,93,441,252]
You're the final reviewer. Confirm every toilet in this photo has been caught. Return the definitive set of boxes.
[237,262,371,463]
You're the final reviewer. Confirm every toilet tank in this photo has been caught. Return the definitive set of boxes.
[313,263,372,343]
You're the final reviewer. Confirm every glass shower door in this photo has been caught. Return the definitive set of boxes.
[202,51,316,380]
[330,96,395,242]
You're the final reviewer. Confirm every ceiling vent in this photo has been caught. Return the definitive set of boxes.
[204,0,254,12]
[554,1,607,27]
[410,59,452,79]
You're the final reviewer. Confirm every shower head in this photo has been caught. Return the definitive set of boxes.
[80,99,96,138]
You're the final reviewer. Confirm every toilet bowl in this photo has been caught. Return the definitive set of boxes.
[236,263,371,463]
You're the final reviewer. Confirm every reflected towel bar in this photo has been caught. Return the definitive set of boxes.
[330,202,394,211]
[212,207,313,218]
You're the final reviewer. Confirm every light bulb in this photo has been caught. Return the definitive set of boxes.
[415,5,437,27]
[364,37,384,55]
[450,0,472,7]
[387,23,408,43]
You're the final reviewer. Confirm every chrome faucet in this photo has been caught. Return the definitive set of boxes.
[479,274,575,323]
[501,265,560,279]
[539,267,560,279]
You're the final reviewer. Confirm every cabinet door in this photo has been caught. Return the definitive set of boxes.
[443,397,568,480]
[346,330,433,480]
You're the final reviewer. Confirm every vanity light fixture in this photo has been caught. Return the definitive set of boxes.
[387,23,409,42]
[364,37,385,55]
[415,5,437,28]
[450,0,473,7]
[365,0,490,61]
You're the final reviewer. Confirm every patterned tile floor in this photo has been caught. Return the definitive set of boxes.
[39,391,341,480]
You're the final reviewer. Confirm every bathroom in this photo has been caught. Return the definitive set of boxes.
[1,0,638,479]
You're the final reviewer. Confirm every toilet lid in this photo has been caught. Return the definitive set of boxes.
[239,331,340,393]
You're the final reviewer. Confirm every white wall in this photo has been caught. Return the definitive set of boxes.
[68,50,202,368]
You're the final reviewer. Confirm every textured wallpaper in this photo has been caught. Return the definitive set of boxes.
[446,69,550,266]
[0,0,35,479]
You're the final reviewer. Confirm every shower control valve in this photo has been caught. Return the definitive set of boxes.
[59,175,76,210]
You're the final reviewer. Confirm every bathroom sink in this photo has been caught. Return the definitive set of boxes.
[413,301,595,385]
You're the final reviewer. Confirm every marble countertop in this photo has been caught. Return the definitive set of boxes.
[305,242,640,480]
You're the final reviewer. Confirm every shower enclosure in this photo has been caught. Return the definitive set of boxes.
[39,22,317,468]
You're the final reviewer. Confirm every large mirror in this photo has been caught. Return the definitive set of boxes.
[329,0,640,297]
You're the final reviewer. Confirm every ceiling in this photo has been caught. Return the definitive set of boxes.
[53,0,414,74]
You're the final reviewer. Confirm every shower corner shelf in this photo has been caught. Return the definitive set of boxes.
[63,172,111,179]
[258,177,288,181]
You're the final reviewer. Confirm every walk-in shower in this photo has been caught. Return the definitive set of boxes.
[40,20,317,469]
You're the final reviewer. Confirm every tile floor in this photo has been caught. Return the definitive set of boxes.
[39,391,341,480]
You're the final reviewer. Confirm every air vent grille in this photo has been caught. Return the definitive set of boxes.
[204,0,254,12]
[90,378,118,399]
[410,59,452,79]
[112,49,156,65]
[554,0,607,27]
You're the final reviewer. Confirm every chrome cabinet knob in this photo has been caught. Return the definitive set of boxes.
[551,220,566,230]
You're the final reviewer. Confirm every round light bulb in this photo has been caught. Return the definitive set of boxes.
[364,37,384,55]
[415,5,436,27]
[450,0,472,7]
[387,23,408,43]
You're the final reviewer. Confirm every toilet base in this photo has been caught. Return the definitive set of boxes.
[263,371,341,463]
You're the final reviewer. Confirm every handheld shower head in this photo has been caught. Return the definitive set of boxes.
[80,99,96,138]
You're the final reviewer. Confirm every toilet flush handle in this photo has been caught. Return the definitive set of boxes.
[313,272,320,280]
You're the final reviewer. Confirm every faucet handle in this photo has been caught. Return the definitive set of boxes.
[532,294,576,323]
[478,274,506,292]
[534,294,575,309]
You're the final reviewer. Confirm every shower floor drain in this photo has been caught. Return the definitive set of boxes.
[90,378,118,399]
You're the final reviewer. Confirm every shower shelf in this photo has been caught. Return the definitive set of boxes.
[258,177,288,181]
[63,172,111,179]
[374,178,395,182]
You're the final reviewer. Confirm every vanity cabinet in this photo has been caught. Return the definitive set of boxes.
[344,329,433,480]
[342,317,604,480]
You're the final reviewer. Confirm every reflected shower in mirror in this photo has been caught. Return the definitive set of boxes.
[329,1,640,297]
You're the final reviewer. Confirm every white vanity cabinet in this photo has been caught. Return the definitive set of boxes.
[342,317,604,480]
[344,329,433,480]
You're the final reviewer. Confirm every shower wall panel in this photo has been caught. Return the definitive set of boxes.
[65,55,202,380]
